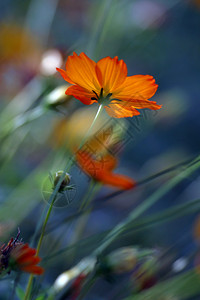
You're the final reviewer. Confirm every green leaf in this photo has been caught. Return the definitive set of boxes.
[35,295,46,300]
[44,197,200,263]
[16,286,25,300]
[126,197,200,233]
[93,156,200,256]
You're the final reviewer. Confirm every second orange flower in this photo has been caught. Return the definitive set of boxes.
[57,52,161,118]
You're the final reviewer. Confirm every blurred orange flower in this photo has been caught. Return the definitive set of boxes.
[10,243,44,275]
[76,150,136,190]
[0,22,41,65]
[57,52,161,118]
[0,233,43,275]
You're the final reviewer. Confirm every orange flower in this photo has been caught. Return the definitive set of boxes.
[0,233,43,275]
[57,52,161,118]
[10,243,44,275]
[76,150,136,190]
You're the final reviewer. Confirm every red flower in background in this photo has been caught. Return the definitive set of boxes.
[0,230,43,275]
[10,243,44,275]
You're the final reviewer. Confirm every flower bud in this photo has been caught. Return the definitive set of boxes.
[106,247,138,274]
[106,247,156,274]
[51,256,96,295]
[53,171,71,192]
[44,85,72,108]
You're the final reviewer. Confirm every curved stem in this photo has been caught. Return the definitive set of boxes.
[98,155,200,202]
[23,104,104,300]
[24,193,56,300]
[93,154,200,256]
[78,104,104,151]
[0,106,46,142]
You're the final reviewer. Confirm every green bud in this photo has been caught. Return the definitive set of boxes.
[107,247,138,274]
[53,171,71,192]
[44,85,72,108]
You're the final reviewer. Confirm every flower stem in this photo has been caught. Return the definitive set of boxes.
[23,193,57,300]
[79,181,101,211]
[93,154,200,256]
[74,155,200,300]
[78,104,104,151]
[0,106,46,143]
[23,104,104,300]
[98,155,200,202]
[70,182,101,245]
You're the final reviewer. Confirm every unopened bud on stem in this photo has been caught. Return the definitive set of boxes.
[53,171,71,192]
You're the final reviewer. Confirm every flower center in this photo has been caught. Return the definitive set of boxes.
[91,88,113,106]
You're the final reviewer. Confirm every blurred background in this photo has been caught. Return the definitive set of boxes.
[0,0,200,299]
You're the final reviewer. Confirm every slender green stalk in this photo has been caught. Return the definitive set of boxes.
[23,104,104,300]
[40,155,200,236]
[74,155,200,300]
[10,273,20,300]
[125,197,200,234]
[70,182,101,246]
[137,156,200,186]
[46,104,104,218]
[99,155,200,202]
[93,155,200,256]
[42,196,200,264]
[36,198,56,257]
[23,193,57,300]
[77,276,97,300]
[79,181,101,211]
[0,106,46,142]
[78,104,104,151]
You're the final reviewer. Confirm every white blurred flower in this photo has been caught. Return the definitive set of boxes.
[40,49,63,76]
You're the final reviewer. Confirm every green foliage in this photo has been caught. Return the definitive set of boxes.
[126,270,200,300]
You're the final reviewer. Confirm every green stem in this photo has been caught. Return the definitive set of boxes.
[0,106,46,142]
[93,155,200,256]
[23,194,57,300]
[75,155,200,300]
[100,155,200,202]
[78,104,104,151]
[46,104,104,217]
[23,104,104,300]
[77,275,97,300]
[79,181,101,211]
[59,104,104,173]
[138,155,200,186]
[70,182,101,246]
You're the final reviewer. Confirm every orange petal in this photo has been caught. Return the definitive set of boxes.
[56,67,75,84]
[18,255,41,265]
[119,99,162,111]
[76,151,103,178]
[96,56,127,93]
[65,85,97,105]
[16,247,36,260]
[105,103,140,118]
[76,151,117,175]
[114,75,158,100]
[102,154,117,171]
[21,265,44,275]
[65,52,101,91]
[96,171,136,190]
